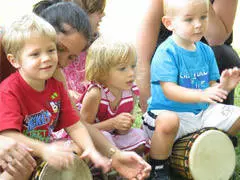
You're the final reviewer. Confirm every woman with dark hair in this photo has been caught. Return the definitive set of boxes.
[32,1,151,179]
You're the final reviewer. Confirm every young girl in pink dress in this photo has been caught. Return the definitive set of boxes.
[79,37,148,153]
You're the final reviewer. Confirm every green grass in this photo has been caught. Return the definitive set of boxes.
[233,48,240,180]
[234,88,240,180]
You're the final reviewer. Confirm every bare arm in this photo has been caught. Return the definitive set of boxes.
[80,87,117,131]
[82,122,152,179]
[0,130,46,158]
[65,121,96,152]
[161,82,203,103]
[136,0,163,112]
[1,130,80,170]
[161,81,228,103]
[205,0,238,45]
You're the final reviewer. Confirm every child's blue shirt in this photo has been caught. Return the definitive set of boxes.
[148,36,220,114]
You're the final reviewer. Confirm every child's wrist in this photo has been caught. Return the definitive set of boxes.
[111,118,117,129]
[197,89,204,102]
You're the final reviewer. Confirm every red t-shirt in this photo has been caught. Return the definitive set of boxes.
[0,72,80,142]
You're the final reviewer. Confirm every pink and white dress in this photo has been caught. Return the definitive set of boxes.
[79,82,148,151]
[63,51,88,95]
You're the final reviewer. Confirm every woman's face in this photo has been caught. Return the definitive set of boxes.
[56,31,88,68]
[88,11,105,33]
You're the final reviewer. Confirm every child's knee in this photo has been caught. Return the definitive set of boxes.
[155,111,179,134]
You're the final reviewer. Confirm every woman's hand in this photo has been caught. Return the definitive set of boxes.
[0,136,36,180]
[111,150,151,180]
[80,148,111,173]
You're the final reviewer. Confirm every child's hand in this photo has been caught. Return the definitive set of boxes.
[200,86,228,103]
[41,141,75,170]
[80,148,111,173]
[113,113,134,131]
[219,67,240,92]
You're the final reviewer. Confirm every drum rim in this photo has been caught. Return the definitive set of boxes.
[33,157,93,180]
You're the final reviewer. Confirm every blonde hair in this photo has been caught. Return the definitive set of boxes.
[163,0,209,16]
[86,37,137,84]
[2,13,56,58]
[73,0,106,14]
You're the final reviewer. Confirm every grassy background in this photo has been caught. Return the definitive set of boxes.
[233,48,240,179]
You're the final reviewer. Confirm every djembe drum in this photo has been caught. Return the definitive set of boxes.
[170,128,236,180]
[31,155,92,180]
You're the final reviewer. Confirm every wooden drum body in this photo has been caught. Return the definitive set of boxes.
[170,128,236,180]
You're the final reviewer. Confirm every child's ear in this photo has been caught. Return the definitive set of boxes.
[162,16,174,31]
[7,54,20,69]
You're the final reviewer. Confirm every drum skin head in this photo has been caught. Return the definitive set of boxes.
[38,157,93,180]
[189,130,236,180]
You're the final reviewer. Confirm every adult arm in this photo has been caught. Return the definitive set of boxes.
[136,0,163,112]
[0,130,76,170]
[0,131,47,158]
[83,121,151,179]
[65,121,111,173]
[205,0,238,45]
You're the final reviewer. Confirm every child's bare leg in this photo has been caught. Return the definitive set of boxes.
[148,111,179,179]
[150,111,179,159]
